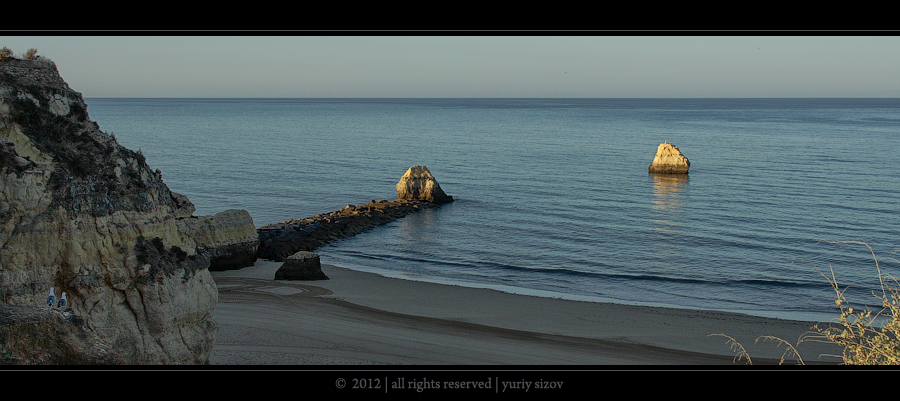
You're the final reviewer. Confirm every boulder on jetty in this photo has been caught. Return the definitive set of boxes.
[648,141,691,174]
[274,251,328,281]
[396,165,454,204]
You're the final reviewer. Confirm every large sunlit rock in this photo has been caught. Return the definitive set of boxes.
[648,141,691,174]
[396,165,454,204]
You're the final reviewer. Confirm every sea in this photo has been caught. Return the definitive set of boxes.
[83,98,900,322]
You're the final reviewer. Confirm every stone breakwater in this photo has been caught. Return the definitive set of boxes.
[258,165,454,263]
[257,199,435,262]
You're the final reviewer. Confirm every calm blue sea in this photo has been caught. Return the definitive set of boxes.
[84,98,900,322]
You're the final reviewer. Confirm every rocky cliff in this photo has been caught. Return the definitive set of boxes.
[0,56,255,364]
[648,141,691,174]
[0,303,122,364]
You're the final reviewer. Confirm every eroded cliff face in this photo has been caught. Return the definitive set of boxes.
[0,57,253,364]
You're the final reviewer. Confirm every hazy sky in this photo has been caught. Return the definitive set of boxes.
[1,35,898,98]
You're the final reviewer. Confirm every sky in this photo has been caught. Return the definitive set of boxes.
[1,35,899,98]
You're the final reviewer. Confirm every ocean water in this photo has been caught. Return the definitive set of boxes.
[84,98,900,322]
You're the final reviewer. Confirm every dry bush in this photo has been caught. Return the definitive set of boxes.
[23,48,38,60]
[809,241,900,365]
[714,240,899,365]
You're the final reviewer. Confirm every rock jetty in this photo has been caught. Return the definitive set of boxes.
[0,55,255,364]
[648,141,691,174]
[257,165,453,262]
[257,199,433,261]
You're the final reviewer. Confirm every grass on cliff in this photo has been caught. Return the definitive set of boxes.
[0,47,39,61]
[712,240,900,365]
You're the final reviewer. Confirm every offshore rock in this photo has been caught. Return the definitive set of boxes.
[396,165,454,204]
[0,56,251,364]
[274,251,328,281]
[648,141,691,174]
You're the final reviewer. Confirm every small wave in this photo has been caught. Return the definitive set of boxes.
[325,248,826,291]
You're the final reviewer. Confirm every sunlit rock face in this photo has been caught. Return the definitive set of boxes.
[0,56,254,364]
[395,165,454,204]
[648,141,690,174]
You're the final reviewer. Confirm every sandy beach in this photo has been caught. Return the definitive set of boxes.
[208,260,844,367]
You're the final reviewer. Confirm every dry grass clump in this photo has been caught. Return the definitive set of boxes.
[709,333,807,365]
[0,47,41,61]
[713,240,900,365]
[22,48,39,60]
[809,241,900,365]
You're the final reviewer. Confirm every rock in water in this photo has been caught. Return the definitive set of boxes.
[396,165,454,204]
[274,251,329,281]
[648,141,691,174]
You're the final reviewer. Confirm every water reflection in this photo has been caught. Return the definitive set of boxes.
[396,207,438,243]
[649,173,689,234]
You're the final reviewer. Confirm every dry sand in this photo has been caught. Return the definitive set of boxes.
[208,260,844,366]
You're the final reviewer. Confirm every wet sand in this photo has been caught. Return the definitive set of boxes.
[208,260,843,366]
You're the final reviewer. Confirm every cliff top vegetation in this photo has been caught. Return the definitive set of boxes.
[0,47,42,62]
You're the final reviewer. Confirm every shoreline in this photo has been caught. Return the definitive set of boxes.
[312,259,840,324]
[209,260,844,365]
